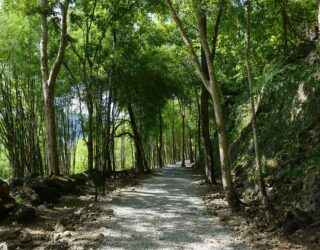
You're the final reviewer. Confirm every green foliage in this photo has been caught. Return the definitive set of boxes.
[291,154,320,177]
[74,140,88,174]
[0,151,11,180]
[0,0,318,180]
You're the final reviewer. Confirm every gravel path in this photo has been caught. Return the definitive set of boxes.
[99,164,247,250]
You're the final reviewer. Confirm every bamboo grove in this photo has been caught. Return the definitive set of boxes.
[0,0,319,210]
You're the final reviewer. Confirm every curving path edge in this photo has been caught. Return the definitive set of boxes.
[98,164,247,250]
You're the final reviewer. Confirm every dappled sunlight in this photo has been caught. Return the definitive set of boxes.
[98,165,246,249]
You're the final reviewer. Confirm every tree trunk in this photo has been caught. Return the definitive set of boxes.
[158,110,164,168]
[318,1,320,37]
[127,102,149,173]
[188,127,194,164]
[280,0,289,56]
[199,14,239,210]
[199,17,216,184]
[201,85,216,184]
[165,0,240,209]
[87,95,94,171]
[103,83,113,177]
[179,102,186,167]
[40,0,69,175]
[121,135,126,169]
[194,86,202,162]
[245,0,268,206]
[171,99,176,163]
[43,86,60,175]
[188,106,194,164]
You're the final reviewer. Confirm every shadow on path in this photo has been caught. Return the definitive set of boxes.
[99,165,247,250]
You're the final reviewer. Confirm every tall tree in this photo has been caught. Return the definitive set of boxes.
[244,0,268,206]
[40,0,69,175]
[165,0,240,209]
[178,100,186,167]
[158,109,164,168]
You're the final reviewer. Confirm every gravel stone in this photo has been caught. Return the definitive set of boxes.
[98,165,247,249]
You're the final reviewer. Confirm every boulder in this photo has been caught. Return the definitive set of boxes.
[19,186,39,205]
[0,203,7,217]
[0,180,10,199]
[3,201,17,212]
[54,219,65,233]
[25,178,61,204]
[15,206,36,223]
[45,176,76,195]
[295,168,320,219]
[9,178,24,190]
[282,208,313,235]
[0,197,17,218]
[70,173,88,186]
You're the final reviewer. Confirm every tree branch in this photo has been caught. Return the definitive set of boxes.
[114,132,134,138]
[48,0,69,87]
[165,0,211,92]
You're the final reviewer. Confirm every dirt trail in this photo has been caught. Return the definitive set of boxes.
[97,165,246,250]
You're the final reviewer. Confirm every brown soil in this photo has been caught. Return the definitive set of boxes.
[0,176,144,249]
[193,171,320,250]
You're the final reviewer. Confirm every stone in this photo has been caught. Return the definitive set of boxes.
[37,205,46,210]
[0,242,8,250]
[4,202,16,212]
[242,186,259,200]
[45,176,76,195]
[53,233,62,242]
[309,235,319,243]
[295,168,320,219]
[54,220,65,233]
[74,207,86,217]
[0,180,10,199]
[19,186,39,205]
[62,231,71,237]
[9,178,23,190]
[282,208,312,235]
[45,203,54,209]
[69,173,88,186]
[275,169,288,182]
[15,206,36,223]
[53,231,71,241]
[0,230,20,241]
[25,179,61,204]
[105,208,114,216]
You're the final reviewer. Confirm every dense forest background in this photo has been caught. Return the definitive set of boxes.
[0,0,319,216]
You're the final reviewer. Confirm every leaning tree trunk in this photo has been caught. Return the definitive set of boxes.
[245,0,268,206]
[198,13,239,210]
[40,0,69,175]
[127,102,149,173]
[200,17,216,184]
[166,0,240,209]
